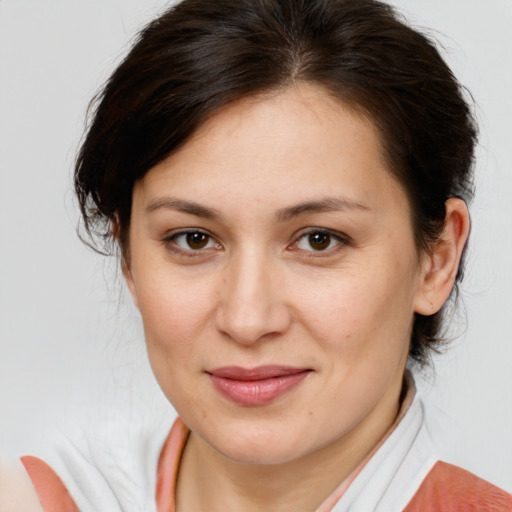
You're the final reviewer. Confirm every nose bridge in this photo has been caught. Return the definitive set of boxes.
[216,244,290,345]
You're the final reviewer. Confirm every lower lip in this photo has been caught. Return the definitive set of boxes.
[209,371,310,406]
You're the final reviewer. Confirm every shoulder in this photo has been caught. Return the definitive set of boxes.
[404,461,512,512]
[18,456,79,512]
[0,459,45,512]
[17,406,174,511]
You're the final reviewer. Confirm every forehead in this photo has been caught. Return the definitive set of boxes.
[133,84,406,216]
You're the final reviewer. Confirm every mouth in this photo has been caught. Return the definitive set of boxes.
[206,366,312,406]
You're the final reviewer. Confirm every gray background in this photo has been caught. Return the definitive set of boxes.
[1,0,511,492]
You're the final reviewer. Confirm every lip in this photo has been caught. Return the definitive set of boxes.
[207,366,312,406]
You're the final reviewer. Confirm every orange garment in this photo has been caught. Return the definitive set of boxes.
[403,461,512,512]
[22,417,512,512]
[20,456,79,512]
[21,419,188,512]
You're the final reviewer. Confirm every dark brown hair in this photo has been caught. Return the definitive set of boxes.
[75,0,477,365]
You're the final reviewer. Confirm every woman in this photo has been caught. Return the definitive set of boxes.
[5,0,512,510]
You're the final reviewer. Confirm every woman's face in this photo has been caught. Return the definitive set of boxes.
[125,85,429,465]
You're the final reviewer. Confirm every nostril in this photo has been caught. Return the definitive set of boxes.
[215,303,292,346]
[214,258,292,344]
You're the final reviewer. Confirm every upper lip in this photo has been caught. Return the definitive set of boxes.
[206,366,312,381]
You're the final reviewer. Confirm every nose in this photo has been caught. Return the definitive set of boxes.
[215,249,292,346]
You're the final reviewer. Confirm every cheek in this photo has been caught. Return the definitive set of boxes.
[295,260,417,360]
[135,275,217,415]
[134,270,217,367]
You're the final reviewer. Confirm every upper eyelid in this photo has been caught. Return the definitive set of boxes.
[164,227,214,240]
[292,227,349,243]
[163,228,221,252]
[161,227,349,250]
[287,229,350,256]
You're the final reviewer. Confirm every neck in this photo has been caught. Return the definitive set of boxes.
[175,375,406,512]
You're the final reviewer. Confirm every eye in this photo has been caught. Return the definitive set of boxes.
[294,230,345,252]
[169,230,220,252]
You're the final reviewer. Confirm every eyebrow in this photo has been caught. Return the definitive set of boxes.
[145,198,221,219]
[276,197,370,222]
[145,196,369,221]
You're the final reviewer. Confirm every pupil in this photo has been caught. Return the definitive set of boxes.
[187,232,208,249]
[309,233,330,250]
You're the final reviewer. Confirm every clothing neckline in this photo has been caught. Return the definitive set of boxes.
[155,372,417,512]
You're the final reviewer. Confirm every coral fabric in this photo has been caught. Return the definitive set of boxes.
[20,419,189,512]
[21,430,512,512]
[20,456,79,512]
[403,461,512,512]
[155,418,189,512]
[153,379,414,512]
[15,377,423,512]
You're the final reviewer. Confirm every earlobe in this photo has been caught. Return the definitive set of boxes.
[414,198,470,316]
[122,258,139,310]
[112,218,140,310]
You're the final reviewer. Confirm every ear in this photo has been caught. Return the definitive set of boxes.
[121,257,139,310]
[111,218,139,310]
[414,198,470,315]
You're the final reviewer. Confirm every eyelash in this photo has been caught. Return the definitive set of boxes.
[162,228,350,258]
[290,228,350,256]
[163,229,222,258]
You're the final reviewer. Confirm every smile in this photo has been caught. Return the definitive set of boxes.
[207,366,312,406]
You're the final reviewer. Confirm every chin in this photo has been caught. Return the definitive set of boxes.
[220,443,303,466]
[206,422,307,466]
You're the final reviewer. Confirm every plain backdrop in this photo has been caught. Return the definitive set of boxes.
[1,0,511,493]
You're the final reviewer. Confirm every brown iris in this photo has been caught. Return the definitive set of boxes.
[186,232,209,249]
[308,232,331,250]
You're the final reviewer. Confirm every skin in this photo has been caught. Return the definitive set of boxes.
[0,460,44,512]
[124,84,469,512]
